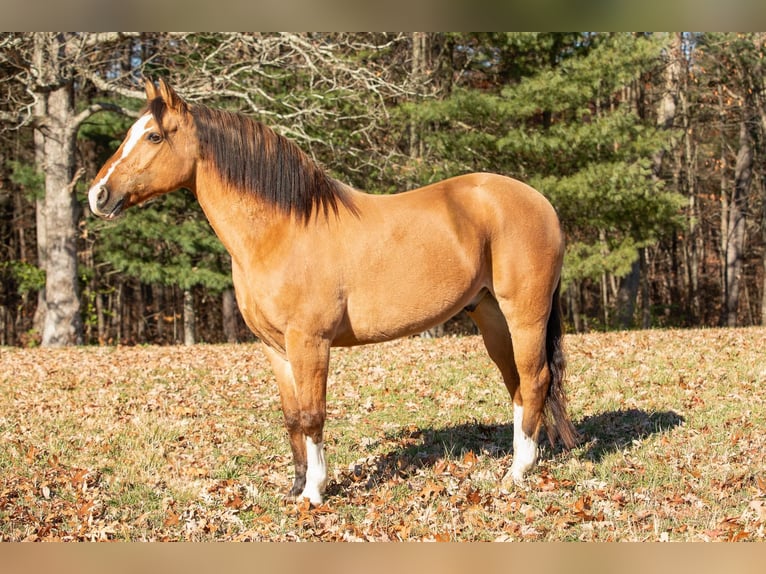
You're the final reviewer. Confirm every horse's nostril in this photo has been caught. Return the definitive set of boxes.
[96,186,109,208]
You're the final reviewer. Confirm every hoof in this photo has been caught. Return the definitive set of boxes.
[283,487,323,506]
[283,485,303,504]
[283,494,323,508]
[501,467,527,489]
[298,486,324,506]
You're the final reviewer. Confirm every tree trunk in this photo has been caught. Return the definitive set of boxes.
[153,284,165,341]
[568,280,585,333]
[38,81,84,346]
[222,288,239,343]
[639,247,651,328]
[680,81,702,323]
[762,217,766,325]
[724,120,753,327]
[32,92,47,339]
[616,260,639,328]
[183,288,196,346]
[96,289,105,344]
[753,33,766,325]
[29,33,86,347]
[136,283,146,342]
[408,32,427,163]
[113,282,123,343]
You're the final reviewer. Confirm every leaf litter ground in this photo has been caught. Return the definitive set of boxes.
[1,328,765,541]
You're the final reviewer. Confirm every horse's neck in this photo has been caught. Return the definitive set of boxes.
[193,168,289,265]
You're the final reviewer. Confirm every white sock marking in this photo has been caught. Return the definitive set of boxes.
[510,403,538,482]
[300,436,327,505]
[88,113,153,215]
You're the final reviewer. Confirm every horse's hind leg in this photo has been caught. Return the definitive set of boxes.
[467,293,520,401]
[468,292,550,484]
[466,294,531,475]
[501,320,549,483]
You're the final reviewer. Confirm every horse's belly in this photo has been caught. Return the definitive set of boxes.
[332,280,480,346]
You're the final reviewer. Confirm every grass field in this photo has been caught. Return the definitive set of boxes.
[1,327,765,541]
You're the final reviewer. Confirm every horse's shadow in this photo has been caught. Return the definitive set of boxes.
[574,408,685,463]
[329,408,685,493]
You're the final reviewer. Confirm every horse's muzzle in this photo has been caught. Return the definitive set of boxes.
[89,185,125,220]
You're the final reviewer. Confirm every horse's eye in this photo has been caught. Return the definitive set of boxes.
[147,132,163,144]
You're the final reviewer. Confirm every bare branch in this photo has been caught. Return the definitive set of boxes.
[82,71,145,102]
[71,102,141,130]
[67,167,86,194]
[79,32,142,49]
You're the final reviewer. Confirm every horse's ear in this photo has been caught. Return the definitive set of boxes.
[158,78,187,113]
[144,77,158,101]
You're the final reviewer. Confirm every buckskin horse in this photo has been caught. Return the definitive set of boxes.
[88,78,577,505]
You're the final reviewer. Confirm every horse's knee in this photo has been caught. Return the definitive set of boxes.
[299,411,325,440]
[283,408,325,436]
[283,410,301,432]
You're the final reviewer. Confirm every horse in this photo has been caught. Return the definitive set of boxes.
[88,78,578,505]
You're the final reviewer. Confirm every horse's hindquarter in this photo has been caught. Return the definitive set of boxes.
[332,173,563,345]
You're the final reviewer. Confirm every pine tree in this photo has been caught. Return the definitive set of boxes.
[86,187,232,342]
[400,33,685,329]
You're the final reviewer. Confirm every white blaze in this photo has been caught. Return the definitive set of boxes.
[300,436,327,505]
[88,113,154,216]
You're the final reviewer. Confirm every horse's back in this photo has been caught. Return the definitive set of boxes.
[373,172,563,257]
[385,172,558,225]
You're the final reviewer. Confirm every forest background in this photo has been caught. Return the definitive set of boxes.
[1,32,765,347]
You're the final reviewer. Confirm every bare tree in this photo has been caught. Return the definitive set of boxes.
[752,33,766,326]
[1,33,141,346]
[724,120,754,326]
[714,34,764,327]
[84,33,413,172]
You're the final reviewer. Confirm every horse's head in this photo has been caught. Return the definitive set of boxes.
[88,78,197,219]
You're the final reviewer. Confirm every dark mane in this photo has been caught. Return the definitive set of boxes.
[148,98,356,222]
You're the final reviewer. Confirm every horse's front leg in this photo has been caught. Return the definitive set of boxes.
[262,335,330,505]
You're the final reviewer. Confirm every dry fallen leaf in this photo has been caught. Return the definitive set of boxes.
[465,488,482,506]
[163,510,180,528]
[462,451,477,466]
[749,500,766,523]
[224,493,244,509]
[420,480,446,500]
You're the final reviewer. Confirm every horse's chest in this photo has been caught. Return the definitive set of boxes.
[230,254,346,350]
[231,268,287,350]
[240,298,287,352]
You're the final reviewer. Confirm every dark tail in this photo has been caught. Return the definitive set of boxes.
[543,281,579,449]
